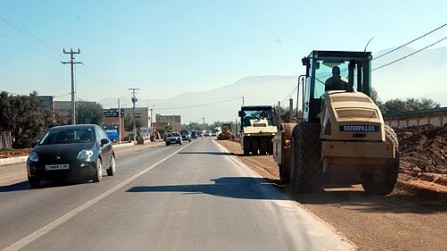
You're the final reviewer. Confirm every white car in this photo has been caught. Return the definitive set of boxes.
[164,132,182,146]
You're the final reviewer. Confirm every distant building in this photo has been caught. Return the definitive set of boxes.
[103,107,154,137]
[124,107,151,128]
[53,101,72,123]
[37,96,54,110]
[103,108,125,138]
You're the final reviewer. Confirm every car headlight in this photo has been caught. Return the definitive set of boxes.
[77,149,94,160]
[28,152,39,162]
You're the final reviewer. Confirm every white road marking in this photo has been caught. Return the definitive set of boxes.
[3,145,188,251]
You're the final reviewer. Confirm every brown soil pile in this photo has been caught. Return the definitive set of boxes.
[0,148,32,159]
[395,124,447,174]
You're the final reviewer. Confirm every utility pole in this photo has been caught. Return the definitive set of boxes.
[202,117,206,132]
[149,106,154,129]
[129,88,139,143]
[289,98,294,122]
[118,99,122,144]
[277,101,282,127]
[242,96,245,106]
[61,48,82,125]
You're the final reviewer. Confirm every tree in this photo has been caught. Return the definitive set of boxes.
[181,122,205,131]
[156,123,172,137]
[372,89,440,114]
[0,92,12,131]
[0,91,54,148]
[124,114,142,131]
[382,97,440,114]
[370,88,384,110]
[76,101,104,125]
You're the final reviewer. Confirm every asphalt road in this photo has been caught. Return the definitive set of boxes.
[0,138,354,251]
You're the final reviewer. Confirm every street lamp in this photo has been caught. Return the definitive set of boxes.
[150,105,154,129]
[129,88,139,143]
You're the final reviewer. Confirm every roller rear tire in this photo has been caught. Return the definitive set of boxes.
[289,122,321,193]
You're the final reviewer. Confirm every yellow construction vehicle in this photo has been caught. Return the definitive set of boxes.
[273,50,399,195]
[217,123,233,140]
[239,105,278,155]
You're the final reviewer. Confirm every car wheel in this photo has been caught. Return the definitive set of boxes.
[106,155,116,176]
[93,159,103,182]
[28,176,40,188]
[179,142,183,145]
[189,139,191,142]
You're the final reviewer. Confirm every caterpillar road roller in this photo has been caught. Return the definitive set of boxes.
[239,105,278,155]
[272,50,399,195]
[217,123,233,140]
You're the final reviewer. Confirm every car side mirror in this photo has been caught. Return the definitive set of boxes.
[100,138,110,145]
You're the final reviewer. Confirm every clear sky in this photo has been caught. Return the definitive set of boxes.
[1,0,446,109]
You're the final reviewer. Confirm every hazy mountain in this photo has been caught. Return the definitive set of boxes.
[99,46,447,124]
[372,46,447,105]
[100,76,300,124]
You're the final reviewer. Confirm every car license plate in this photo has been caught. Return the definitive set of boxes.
[45,164,69,170]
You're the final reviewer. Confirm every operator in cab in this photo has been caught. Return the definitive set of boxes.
[325,66,353,92]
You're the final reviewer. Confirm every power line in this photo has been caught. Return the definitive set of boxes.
[156,97,241,111]
[0,32,60,61]
[280,86,298,107]
[0,15,127,92]
[53,93,71,98]
[374,23,447,60]
[79,64,126,89]
[373,35,447,71]
[0,15,60,56]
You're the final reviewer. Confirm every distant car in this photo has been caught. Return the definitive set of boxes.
[180,130,192,142]
[191,131,198,139]
[204,131,211,137]
[105,129,119,142]
[165,132,182,146]
[26,124,116,188]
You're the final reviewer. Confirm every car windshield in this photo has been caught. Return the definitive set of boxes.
[39,127,94,145]
[241,108,274,126]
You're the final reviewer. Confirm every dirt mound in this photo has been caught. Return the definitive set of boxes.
[395,124,447,174]
[0,148,32,159]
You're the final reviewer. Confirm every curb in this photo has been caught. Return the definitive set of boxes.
[0,156,28,166]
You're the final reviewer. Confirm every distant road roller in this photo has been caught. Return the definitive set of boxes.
[239,105,278,155]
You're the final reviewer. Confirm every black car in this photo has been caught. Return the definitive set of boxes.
[27,124,116,188]
[180,130,192,142]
